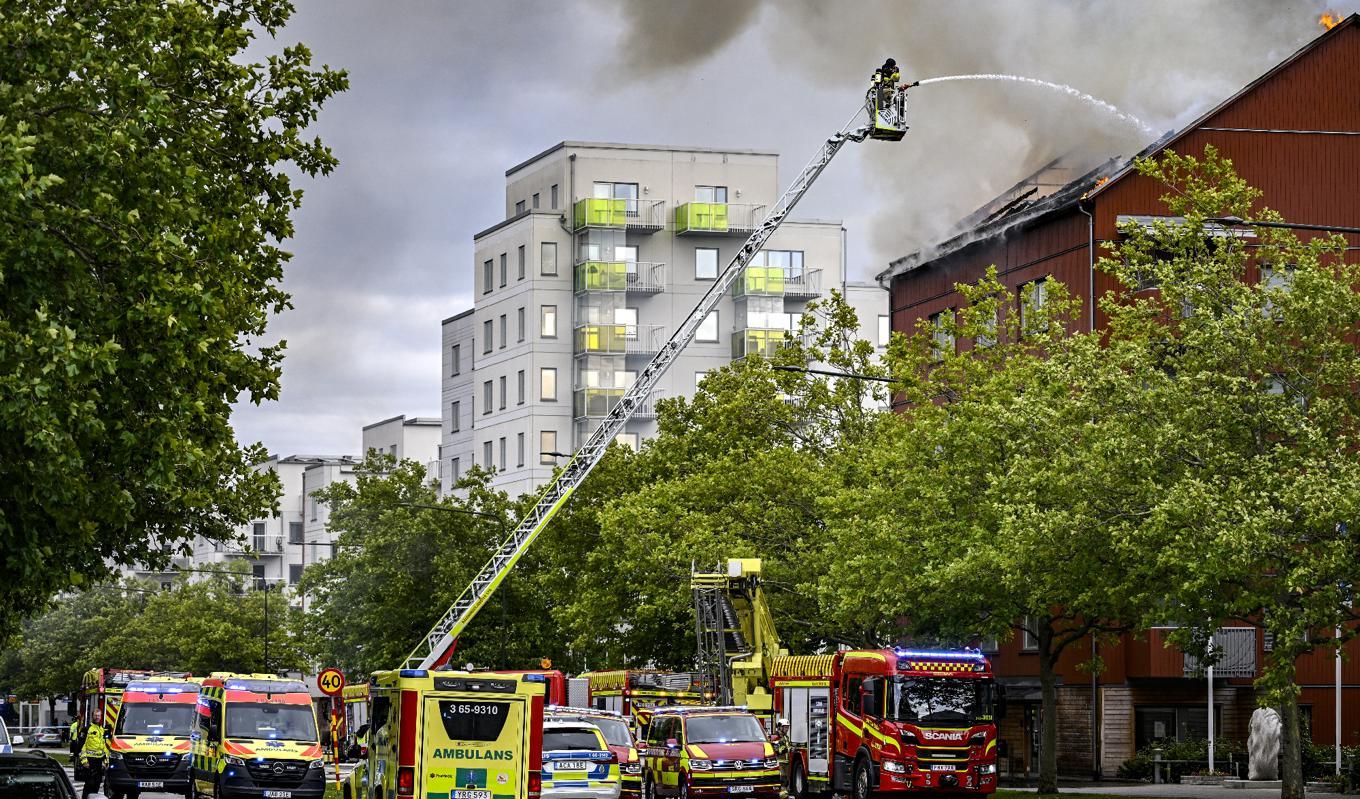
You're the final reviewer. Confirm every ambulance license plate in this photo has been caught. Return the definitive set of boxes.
[453,791,492,799]
[730,786,755,793]
[137,782,165,789]
[263,791,293,798]
[558,761,589,771]
[930,765,955,772]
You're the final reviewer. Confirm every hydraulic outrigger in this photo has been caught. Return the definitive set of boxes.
[404,80,911,670]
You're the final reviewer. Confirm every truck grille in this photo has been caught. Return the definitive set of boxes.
[125,754,182,777]
[244,758,309,787]
[917,749,969,763]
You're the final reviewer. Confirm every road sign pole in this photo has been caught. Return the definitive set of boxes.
[331,698,342,791]
[316,667,347,792]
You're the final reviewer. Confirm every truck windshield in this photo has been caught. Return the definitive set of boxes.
[684,715,766,744]
[888,677,993,727]
[226,704,317,741]
[118,704,195,736]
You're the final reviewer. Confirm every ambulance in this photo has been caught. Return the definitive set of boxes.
[190,674,325,799]
[345,669,545,799]
[105,676,200,798]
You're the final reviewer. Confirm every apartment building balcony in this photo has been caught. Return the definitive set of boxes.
[673,202,766,236]
[574,387,665,420]
[783,268,823,300]
[574,323,666,356]
[1130,627,1259,679]
[732,327,794,360]
[732,267,824,300]
[574,260,668,294]
[572,198,666,232]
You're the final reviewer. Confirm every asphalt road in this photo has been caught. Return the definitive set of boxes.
[60,761,358,799]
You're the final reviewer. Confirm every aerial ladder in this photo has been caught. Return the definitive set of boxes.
[404,78,910,670]
[692,558,786,713]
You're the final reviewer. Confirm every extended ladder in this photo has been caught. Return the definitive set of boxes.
[406,102,883,670]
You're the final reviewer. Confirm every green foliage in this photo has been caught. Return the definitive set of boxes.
[1115,738,1247,781]
[0,0,347,631]
[0,584,147,698]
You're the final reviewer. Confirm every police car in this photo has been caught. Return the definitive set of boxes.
[541,721,621,799]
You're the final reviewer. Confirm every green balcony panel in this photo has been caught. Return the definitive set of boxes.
[574,198,627,230]
[575,324,629,354]
[675,202,729,234]
[575,387,625,418]
[575,260,628,292]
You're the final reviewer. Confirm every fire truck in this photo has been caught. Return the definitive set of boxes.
[578,671,706,730]
[77,669,186,741]
[771,650,1000,799]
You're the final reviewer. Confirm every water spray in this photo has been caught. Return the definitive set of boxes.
[915,73,1156,137]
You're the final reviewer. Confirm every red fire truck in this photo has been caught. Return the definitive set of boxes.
[771,649,1000,799]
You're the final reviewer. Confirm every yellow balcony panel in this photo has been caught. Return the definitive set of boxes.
[575,324,629,354]
[573,198,628,230]
[674,202,729,234]
[575,260,628,292]
[733,266,786,298]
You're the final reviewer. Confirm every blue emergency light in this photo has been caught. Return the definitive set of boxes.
[893,649,985,661]
[523,674,547,683]
[399,669,428,678]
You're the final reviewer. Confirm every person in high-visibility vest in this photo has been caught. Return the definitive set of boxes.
[77,721,111,799]
[67,718,79,756]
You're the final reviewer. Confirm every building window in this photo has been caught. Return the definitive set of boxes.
[499,375,506,409]
[252,521,266,550]
[541,305,557,338]
[551,184,559,209]
[929,308,955,360]
[515,200,526,215]
[1021,615,1040,651]
[288,564,303,585]
[616,307,638,338]
[517,245,526,280]
[540,367,557,401]
[517,432,525,467]
[695,371,709,392]
[483,320,493,353]
[541,242,558,276]
[752,249,804,280]
[451,457,460,482]
[594,181,639,214]
[877,315,890,348]
[517,307,525,342]
[616,432,639,452]
[483,441,493,467]
[1019,277,1049,332]
[695,185,728,203]
[310,497,318,522]
[483,259,493,294]
[1261,263,1295,318]
[252,564,266,590]
[540,430,558,464]
[482,381,493,413]
[1134,706,1220,749]
[451,343,461,375]
[517,370,525,405]
[499,253,507,287]
[288,522,303,544]
[499,314,507,349]
[696,311,719,342]
[160,581,173,591]
[977,309,998,348]
[451,401,460,432]
[696,247,719,280]
[532,193,540,210]
[499,437,507,470]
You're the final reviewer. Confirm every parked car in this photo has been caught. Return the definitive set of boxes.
[0,750,78,798]
[542,720,622,799]
[34,730,64,748]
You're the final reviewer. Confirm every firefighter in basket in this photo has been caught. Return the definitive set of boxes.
[868,58,918,140]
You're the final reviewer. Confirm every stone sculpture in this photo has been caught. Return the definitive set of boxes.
[1248,707,1282,780]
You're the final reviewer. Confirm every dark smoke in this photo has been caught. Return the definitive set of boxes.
[597,0,1350,270]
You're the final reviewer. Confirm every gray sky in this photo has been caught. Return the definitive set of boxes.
[230,0,1355,458]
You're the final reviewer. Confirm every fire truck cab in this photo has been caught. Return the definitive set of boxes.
[774,650,1000,799]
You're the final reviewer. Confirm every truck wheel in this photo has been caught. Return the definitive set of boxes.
[790,760,808,799]
[852,758,872,799]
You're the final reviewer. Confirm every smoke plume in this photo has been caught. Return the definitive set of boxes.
[597,0,1350,270]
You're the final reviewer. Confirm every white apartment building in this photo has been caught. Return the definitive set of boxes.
[441,141,886,497]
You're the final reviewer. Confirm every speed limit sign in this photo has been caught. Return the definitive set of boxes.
[318,667,345,697]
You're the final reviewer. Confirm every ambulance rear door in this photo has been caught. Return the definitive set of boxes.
[422,677,529,799]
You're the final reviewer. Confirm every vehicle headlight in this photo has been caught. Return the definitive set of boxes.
[883,761,906,774]
[622,762,642,775]
[309,759,326,769]
[976,764,996,775]
[689,759,712,771]
[225,755,246,766]
[107,753,122,761]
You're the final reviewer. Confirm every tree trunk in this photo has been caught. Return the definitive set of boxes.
[1038,625,1059,794]
[1279,697,1303,799]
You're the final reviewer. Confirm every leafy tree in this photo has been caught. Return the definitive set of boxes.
[96,567,306,675]
[0,0,347,631]
[1100,147,1360,799]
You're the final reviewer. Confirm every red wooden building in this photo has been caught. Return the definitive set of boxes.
[877,15,1360,778]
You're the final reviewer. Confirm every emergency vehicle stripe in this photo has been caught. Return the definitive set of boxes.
[399,689,419,767]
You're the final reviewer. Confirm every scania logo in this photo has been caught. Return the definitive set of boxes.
[273,762,287,775]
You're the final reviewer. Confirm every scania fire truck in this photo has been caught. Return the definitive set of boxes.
[771,650,1000,799]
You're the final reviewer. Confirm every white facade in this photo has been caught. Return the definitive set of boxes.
[362,414,441,481]
[440,141,869,497]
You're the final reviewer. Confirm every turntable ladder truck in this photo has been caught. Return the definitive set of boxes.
[404,89,909,672]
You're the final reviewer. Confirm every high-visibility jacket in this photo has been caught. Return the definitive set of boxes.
[80,725,109,759]
[68,721,77,740]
